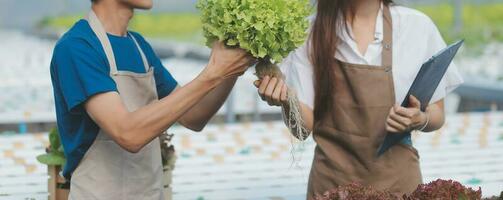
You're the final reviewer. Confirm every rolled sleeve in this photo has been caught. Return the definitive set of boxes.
[279,42,315,109]
[53,38,117,114]
[154,63,178,99]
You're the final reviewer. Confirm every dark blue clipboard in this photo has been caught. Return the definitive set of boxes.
[376,40,464,157]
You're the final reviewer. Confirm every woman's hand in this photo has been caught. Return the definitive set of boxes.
[254,75,315,135]
[254,76,288,106]
[385,95,428,133]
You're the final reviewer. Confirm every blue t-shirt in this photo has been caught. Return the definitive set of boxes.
[50,20,178,179]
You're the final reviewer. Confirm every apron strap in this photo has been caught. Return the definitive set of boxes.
[382,6,393,68]
[85,10,118,75]
[85,10,150,75]
[129,33,150,72]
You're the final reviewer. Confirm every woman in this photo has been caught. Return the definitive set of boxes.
[254,0,463,198]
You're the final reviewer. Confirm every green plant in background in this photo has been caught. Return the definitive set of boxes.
[36,128,66,166]
[40,13,203,42]
[129,13,202,41]
[40,3,503,49]
[39,16,81,30]
[416,3,503,46]
[197,0,311,62]
[160,133,176,169]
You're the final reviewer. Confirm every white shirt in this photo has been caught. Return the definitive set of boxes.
[279,5,464,109]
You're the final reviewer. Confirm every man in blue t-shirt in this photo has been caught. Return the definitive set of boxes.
[50,0,254,198]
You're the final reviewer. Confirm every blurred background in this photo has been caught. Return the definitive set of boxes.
[0,0,502,199]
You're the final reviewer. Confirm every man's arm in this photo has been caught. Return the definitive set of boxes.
[176,76,238,131]
[85,42,253,153]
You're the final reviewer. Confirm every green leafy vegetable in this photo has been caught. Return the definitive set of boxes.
[36,153,66,166]
[37,128,66,166]
[197,0,311,63]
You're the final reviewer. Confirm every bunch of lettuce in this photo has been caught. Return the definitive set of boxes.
[196,0,311,63]
[197,0,312,142]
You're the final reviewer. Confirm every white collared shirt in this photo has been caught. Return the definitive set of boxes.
[279,5,464,109]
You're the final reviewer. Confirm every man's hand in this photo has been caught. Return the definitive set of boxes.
[385,95,428,133]
[200,41,256,82]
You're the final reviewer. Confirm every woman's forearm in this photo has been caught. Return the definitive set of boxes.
[386,97,445,134]
[420,101,445,132]
[281,101,314,140]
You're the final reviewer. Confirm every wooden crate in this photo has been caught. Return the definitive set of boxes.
[48,165,69,200]
[163,166,173,200]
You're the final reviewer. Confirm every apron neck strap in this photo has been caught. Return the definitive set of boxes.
[128,33,150,72]
[85,10,150,75]
[382,5,393,68]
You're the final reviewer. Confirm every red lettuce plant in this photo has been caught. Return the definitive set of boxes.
[315,183,400,200]
[407,179,482,200]
[482,191,503,200]
[317,179,486,200]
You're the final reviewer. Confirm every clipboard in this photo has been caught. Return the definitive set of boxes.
[376,40,464,157]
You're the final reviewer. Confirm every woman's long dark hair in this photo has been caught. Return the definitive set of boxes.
[310,0,392,120]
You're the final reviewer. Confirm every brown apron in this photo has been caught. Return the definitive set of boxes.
[307,6,422,199]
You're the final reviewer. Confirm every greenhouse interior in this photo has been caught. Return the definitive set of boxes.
[0,0,502,199]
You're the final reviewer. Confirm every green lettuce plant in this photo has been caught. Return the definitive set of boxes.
[36,128,66,166]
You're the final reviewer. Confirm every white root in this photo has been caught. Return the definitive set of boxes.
[256,59,311,166]
[284,89,310,142]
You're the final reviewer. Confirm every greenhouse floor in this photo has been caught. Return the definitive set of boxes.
[1,112,503,200]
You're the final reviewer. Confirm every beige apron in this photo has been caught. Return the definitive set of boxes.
[307,6,422,199]
[69,10,164,200]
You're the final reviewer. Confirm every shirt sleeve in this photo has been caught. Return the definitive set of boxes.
[131,32,178,99]
[425,19,464,104]
[152,57,178,99]
[52,38,117,114]
[279,42,315,109]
